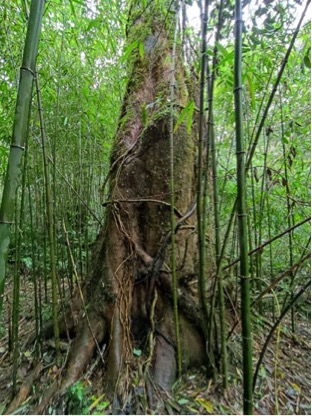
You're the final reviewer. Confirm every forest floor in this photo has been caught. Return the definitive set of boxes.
[0,277,310,415]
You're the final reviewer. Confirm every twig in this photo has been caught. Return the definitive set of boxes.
[102,198,184,218]
[223,217,311,271]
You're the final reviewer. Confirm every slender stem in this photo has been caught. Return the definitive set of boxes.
[279,90,295,332]
[0,0,45,315]
[206,0,228,388]
[227,250,310,340]
[169,13,182,377]
[196,0,210,337]
[234,1,253,413]
[246,0,311,171]
[254,252,310,306]
[12,136,28,393]
[266,192,275,319]
[28,181,40,356]
[35,74,61,364]
[223,217,310,271]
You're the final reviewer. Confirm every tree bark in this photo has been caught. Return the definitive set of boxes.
[34,3,208,413]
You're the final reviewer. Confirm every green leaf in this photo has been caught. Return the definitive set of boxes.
[139,41,144,58]
[196,397,214,413]
[246,73,255,110]
[141,104,148,126]
[177,398,189,405]
[87,19,101,31]
[174,100,195,133]
[122,40,139,62]
[69,0,76,18]
[22,256,32,268]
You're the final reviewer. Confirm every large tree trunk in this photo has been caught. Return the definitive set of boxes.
[87,2,207,406]
[30,3,209,414]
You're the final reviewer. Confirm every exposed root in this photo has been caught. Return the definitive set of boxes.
[5,362,43,414]
[33,313,106,414]
[60,314,106,391]
[26,293,82,346]
[33,380,59,415]
[152,334,177,391]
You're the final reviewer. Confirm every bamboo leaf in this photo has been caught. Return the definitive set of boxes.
[139,41,144,58]
[196,398,214,413]
[174,100,195,133]
[122,40,139,62]
[69,0,76,17]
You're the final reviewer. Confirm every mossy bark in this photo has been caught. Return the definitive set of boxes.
[85,4,207,406]
[31,5,209,414]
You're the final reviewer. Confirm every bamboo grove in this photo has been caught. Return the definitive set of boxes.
[0,0,310,415]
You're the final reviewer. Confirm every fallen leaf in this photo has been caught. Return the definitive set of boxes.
[196,397,214,413]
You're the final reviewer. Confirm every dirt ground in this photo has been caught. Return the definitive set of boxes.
[0,276,310,415]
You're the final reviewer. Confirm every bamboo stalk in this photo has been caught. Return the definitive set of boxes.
[196,0,210,336]
[28,182,40,356]
[169,12,182,377]
[266,193,275,319]
[12,135,28,392]
[246,0,311,171]
[0,0,45,315]
[227,250,310,340]
[206,0,228,388]
[279,91,295,333]
[223,217,310,271]
[234,0,253,412]
[35,74,61,364]
[218,0,310,280]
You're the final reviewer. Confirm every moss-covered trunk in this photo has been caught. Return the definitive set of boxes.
[29,4,208,414]
[85,2,207,406]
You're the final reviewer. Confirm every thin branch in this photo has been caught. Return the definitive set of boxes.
[223,217,311,271]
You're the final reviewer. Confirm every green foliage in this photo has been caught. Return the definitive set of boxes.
[66,382,110,415]
[67,381,90,414]
[174,100,195,133]
[42,304,53,322]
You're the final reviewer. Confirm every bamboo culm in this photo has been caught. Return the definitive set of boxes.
[205,0,228,389]
[253,280,311,392]
[12,137,29,392]
[0,0,45,316]
[196,0,210,338]
[35,75,61,364]
[169,12,182,377]
[234,0,253,413]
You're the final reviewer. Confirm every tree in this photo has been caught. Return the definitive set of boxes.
[34,1,208,412]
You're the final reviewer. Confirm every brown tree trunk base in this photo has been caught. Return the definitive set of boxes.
[9,279,206,414]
